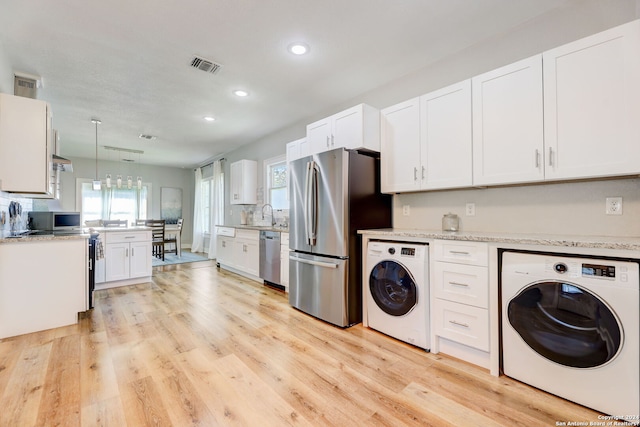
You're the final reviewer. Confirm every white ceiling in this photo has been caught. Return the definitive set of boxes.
[0,0,580,168]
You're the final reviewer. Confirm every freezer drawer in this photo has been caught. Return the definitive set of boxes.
[289,252,349,327]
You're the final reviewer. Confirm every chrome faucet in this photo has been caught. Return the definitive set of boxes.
[261,203,275,226]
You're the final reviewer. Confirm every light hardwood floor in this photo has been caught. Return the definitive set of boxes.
[0,260,603,426]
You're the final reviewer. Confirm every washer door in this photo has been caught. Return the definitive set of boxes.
[507,281,622,368]
[369,260,417,316]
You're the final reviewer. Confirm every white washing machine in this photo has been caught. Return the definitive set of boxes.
[365,240,429,350]
[501,250,639,418]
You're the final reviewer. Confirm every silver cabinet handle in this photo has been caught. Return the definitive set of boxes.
[548,147,554,166]
[132,248,134,257]
[449,250,470,255]
[449,320,469,328]
[448,281,469,287]
[331,134,334,146]
[414,167,418,181]
[326,136,330,147]
[126,248,129,257]
[535,149,540,168]
[421,166,425,180]
[125,236,135,239]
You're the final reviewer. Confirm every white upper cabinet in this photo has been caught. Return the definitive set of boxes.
[381,80,472,193]
[543,19,640,181]
[380,97,421,193]
[472,55,544,186]
[0,93,53,197]
[421,80,472,190]
[306,104,380,155]
[230,159,257,205]
[286,138,308,164]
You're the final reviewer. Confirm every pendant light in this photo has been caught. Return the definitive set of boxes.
[91,118,102,190]
[136,151,142,190]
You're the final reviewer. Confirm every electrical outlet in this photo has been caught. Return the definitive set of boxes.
[402,205,410,216]
[465,203,476,216]
[605,197,623,215]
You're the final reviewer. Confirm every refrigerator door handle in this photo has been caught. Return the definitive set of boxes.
[304,160,312,244]
[290,254,338,269]
[304,160,317,246]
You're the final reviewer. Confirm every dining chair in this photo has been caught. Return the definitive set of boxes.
[164,218,183,256]
[146,219,166,261]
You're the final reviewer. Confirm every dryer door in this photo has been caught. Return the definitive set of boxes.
[369,260,417,316]
[507,281,622,368]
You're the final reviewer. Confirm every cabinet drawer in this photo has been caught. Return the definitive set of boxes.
[433,262,488,308]
[236,229,259,241]
[433,240,488,266]
[434,299,489,351]
[216,226,236,237]
[104,231,151,244]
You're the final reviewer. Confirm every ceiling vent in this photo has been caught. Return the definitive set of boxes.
[139,134,157,140]
[14,73,42,99]
[190,56,222,74]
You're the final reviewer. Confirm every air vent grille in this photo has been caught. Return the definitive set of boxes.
[190,56,222,74]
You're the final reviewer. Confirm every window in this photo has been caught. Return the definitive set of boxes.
[78,179,150,226]
[264,155,287,210]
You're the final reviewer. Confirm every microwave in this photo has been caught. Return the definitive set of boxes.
[28,211,81,231]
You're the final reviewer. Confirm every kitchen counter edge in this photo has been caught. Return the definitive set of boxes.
[216,225,289,233]
[0,233,91,244]
[358,228,640,251]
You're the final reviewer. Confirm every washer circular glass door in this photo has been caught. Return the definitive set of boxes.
[507,281,622,368]
[369,260,417,316]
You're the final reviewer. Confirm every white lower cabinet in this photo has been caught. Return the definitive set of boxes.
[216,227,260,281]
[233,230,259,277]
[431,240,490,367]
[280,232,289,291]
[0,238,87,339]
[103,230,152,286]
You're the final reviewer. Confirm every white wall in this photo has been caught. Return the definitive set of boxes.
[221,1,640,238]
[59,157,195,245]
[0,41,13,93]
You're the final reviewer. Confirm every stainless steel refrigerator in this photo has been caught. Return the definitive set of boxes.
[289,148,392,327]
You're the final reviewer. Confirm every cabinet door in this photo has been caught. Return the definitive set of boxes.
[472,55,544,186]
[130,241,151,278]
[243,239,260,277]
[306,117,332,155]
[380,98,421,193]
[543,20,640,180]
[332,105,362,149]
[229,160,257,204]
[105,243,129,282]
[421,80,472,190]
[0,94,52,195]
[217,236,233,266]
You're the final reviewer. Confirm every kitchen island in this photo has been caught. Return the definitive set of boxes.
[0,233,88,339]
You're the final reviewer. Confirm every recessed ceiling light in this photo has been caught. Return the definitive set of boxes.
[288,42,309,55]
[203,116,216,122]
[138,134,157,140]
[233,89,249,97]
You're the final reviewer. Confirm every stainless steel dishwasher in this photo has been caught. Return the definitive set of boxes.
[259,230,281,288]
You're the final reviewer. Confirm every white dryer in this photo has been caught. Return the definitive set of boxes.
[501,250,639,418]
[365,240,429,350]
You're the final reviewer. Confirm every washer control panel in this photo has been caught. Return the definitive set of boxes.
[582,263,616,278]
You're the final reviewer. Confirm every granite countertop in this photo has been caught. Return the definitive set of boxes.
[217,224,289,233]
[358,228,640,251]
[0,231,91,244]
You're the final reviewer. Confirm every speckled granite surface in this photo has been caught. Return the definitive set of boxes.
[0,233,90,244]
[358,228,640,251]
